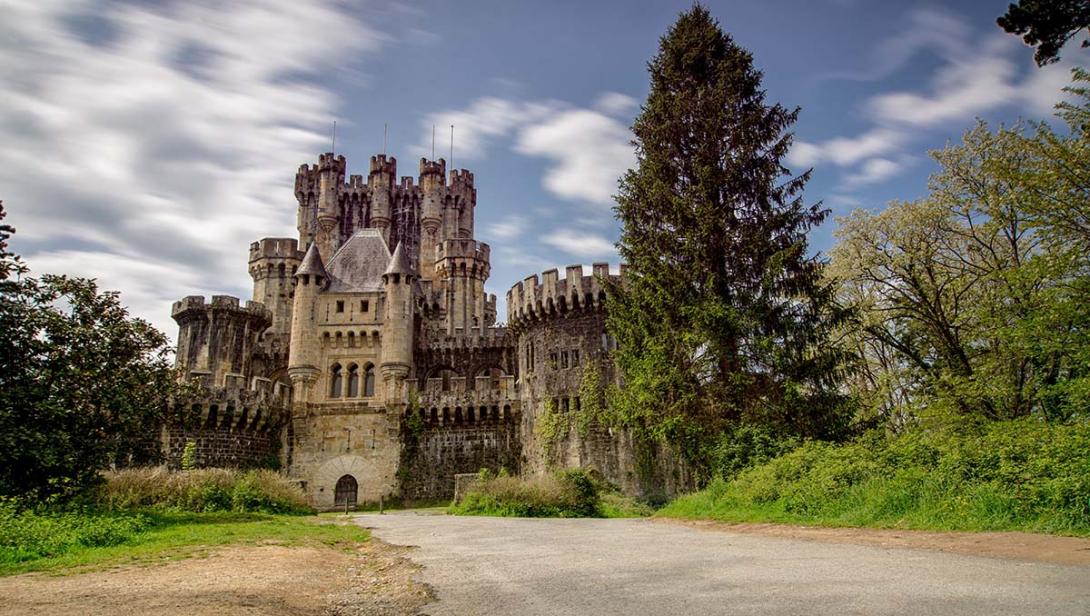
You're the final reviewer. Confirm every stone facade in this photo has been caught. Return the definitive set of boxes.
[169,151,686,508]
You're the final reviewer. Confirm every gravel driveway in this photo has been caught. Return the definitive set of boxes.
[356,512,1090,616]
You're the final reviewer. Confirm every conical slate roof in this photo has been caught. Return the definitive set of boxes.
[383,241,412,277]
[296,242,327,279]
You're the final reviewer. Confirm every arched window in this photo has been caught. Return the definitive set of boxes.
[347,364,360,397]
[334,474,357,507]
[363,364,376,397]
[330,364,343,398]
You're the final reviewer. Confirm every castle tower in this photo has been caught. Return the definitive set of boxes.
[315,153,346,262]
[248,238,302,335]
[286,243,327,403]
[368,155,396,245]
[418,158,445,281]
[172,295,271,388]
[435,239,491,335]
[448,167,476,239]
[380,242,414,405]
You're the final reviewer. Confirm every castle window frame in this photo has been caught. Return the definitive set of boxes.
[336,300,345,313]
[347,364,360,397]
[572,349,580,366]
[363,364,376,397]
[360,300,369,313]
[549,352,558,370]
[330,364,343,398]
[560,350,569,369]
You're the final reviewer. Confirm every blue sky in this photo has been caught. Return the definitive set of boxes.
[1,0,1084,337]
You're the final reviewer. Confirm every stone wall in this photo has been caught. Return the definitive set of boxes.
[286,403,401,510]
[509,266,692,501]
[399,419,521,502]
[164,426,280,469]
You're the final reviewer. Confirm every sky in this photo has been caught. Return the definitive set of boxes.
[1,0,1084,338]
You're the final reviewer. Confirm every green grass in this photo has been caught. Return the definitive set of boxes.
[0,509,368,576]
[659,417,1090,536]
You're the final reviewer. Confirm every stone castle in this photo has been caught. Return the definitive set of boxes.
[169,152,683,508]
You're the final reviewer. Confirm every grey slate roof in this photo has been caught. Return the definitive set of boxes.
[326,229,392,293]
[383,241,412,277]
[296,242,328,279]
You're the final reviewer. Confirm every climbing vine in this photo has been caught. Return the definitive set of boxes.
[576,360,607,437]
[537,398,568,460]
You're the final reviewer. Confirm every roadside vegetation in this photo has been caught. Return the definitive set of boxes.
[450,469,652,519]
[660,418,1090,535]
[0,467,361,575]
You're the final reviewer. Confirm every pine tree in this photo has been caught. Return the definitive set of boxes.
[606,5,853,467]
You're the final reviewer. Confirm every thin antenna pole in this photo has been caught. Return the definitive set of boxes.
[383,123,388,156]
[431,124,436,160]
[331,120,337,155]
[450,124,454,170]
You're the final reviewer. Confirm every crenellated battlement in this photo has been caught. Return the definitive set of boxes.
[449,169,474,187]
[421,325,510,352]
[435,238,490,261]
[419,157,446,179]
[172,295,271,323]
[369,154,397,177]
[317,152,347,173]
[248,237,300,262]
[506,263,621,328]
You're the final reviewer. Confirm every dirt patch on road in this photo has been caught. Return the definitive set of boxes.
[0,540,433,616]
[658,518,1090,566]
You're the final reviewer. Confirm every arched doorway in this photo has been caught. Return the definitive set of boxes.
[334,474,358,507]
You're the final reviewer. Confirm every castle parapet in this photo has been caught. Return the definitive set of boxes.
[435,238,490,261]
[505,264,622,327]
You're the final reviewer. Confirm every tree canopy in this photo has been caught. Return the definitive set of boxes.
[0,201,178,500]
[998,0,1090,66]
[606,5,853,474]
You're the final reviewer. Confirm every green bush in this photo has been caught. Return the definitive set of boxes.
[661,418,1090,535]
[0,500,151,565]
[451,468,603,518]
[96,467,312,514]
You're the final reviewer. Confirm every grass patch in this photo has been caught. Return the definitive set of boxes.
[0,508,367,576]
[659,417,1090,536]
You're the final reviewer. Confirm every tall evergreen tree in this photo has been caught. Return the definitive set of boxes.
[606,5,852,467]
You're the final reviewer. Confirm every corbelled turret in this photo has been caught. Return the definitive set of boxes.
[286,243,326,403]
[380,242,414,405]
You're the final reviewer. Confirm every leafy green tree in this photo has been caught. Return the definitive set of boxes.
[607,5,853,471]
[831,111,1090,424]
[0,202,177,500]
[998,0,1090,66]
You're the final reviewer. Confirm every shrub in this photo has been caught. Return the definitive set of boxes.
[451,468,603,518]
[661,418,1090,534]
[96,467,311,514]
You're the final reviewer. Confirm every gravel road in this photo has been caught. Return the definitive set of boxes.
[356,512,1090,616]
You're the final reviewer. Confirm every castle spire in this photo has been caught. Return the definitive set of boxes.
[383,241,412,278]
[296,242,328,280]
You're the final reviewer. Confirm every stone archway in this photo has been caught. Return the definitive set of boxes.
[334,474,358,507]
[312,454,369,510]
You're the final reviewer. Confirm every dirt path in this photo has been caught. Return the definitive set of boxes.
[0,541,432,616]
[359,512,1090,616]
[658,518,1090,566]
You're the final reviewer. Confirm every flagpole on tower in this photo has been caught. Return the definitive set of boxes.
[331,120,336,156]
[431,124,436,160]
[383,123,388,156]
[450,124,454,170]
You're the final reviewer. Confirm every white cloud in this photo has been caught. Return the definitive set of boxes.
[841,158,905,189]
[484,215,527,241]
[542,232,616,258]
[0,0,383,337]
[789,128,905,169]
[594,92,638,116]
[516,109,635,206]
[418,98,558,162]
[794,8,1084,190]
